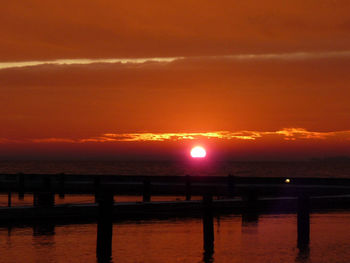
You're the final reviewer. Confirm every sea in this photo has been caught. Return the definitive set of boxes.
[0,160,350,263]
[1,160,350,177]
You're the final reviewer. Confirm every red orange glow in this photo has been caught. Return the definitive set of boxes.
[1,1,350,160]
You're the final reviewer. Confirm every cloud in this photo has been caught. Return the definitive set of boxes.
[218,51,350,61]
[87,129,350,142]
[0,57,182,70]
[1,50,350,70]
[90,131,262,142]
[31,138,77,143]
[274,128,335,140]
[1,128,349,144]
[0,138,19,143]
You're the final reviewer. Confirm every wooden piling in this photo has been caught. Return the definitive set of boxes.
[33,193,55,207]
[297,193,310,248]
[59,173,65,199]
[94,176,101,203]
[33,177,55,207]
[228,174,235,197]
[185,175,191,201]
[143,178,151,202]
[242,188,259,223]
[18,173,24,200]
[7,225,12,237]
[43,177,51,189]
[96,192,114,262]
[8,191,11,207]
[243,188,258,211]
[202,194,214,253]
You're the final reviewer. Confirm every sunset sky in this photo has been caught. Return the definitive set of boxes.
[1,0,350,160]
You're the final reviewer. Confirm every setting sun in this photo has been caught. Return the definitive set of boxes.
[190,146,206,158]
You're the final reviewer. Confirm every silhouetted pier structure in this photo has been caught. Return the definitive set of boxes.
[96,192,114,262]
[1,173,350,261]
[297,193,310,249]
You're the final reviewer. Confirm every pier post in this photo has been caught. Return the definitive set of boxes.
[242,188,259,223]
[7,225,12,237]
[143,178,151,202]
[8,191,11,207]
[228,174,235,197]
[297,193,310,249]
[94,176,101,203]
[96,192,114,262]
[243,188,258,210]
[186,175,191,201]
[202,194,214,253]
[33,177,55,207]
[59,173,65,199]
[18,173,24,200]
[33,193,55,207]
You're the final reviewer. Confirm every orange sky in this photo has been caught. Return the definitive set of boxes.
[1,0,350,160]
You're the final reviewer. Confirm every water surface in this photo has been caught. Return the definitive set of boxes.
[1,212,350,263]
[1,160,350,177]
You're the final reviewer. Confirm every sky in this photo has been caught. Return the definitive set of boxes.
[1,0,350,160]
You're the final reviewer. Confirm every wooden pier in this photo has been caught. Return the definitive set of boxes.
[1,173,350,198]
[1,173,350,261]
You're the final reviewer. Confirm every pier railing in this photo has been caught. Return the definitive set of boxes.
[1,173,350,198]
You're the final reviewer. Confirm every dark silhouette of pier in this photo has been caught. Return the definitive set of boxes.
[1,173,350,261]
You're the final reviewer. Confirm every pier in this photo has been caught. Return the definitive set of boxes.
[1,173,350,261]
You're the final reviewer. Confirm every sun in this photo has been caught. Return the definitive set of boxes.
[190,146,206,158]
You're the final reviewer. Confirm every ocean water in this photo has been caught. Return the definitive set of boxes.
[1,212,350,263]
[1,160,350,177]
